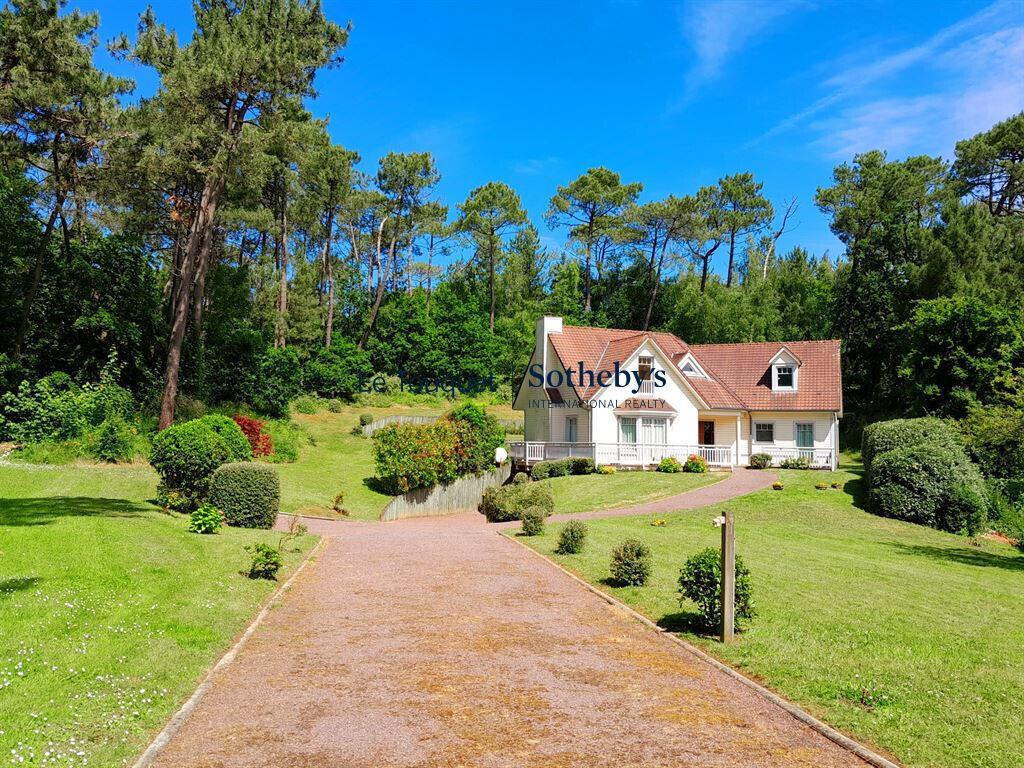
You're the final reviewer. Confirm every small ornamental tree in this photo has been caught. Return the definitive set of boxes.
[149,419,231,503]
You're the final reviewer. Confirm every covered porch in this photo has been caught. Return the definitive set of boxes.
[507,441,736,469]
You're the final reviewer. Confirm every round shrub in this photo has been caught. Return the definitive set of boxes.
[208,462,281,529]
[556,520,588,554]
[512,472,531,485]
[359,413,374,426]
[188,503,223,534]
[683,454,708,473]
[480,481,555,523]
[610,538,652,586]
[291,395,321,415]
[569,457,595,475]
[657,456,682,473]
[245,542,282,580]
[862,417,961,479]
[779,455,810,469]
[198,414,251,461]
[869,442,987,534]
[678,547,755,631]
[93,415,134,463]
[520,507,545,536]
[749,453,772,469]
[150,420,231,501]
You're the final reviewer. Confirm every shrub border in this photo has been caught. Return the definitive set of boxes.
[130,537,325,768]
[499,532,901,768]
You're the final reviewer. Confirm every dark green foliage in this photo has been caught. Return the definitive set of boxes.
[569,457,595,475]
[93,415,134,463]
[149,420,231,501]
[0,374,86,442]
[868,443,987,535]
[197,414,252,461]
[372,421,459,494]
[254,347,302,418]
[188,504,223,534]
[778,455,810,470]
[291,395,321,414]
[861,417,962,479]
[303,338,372,400]
[989,480,1024,548]
[445,401,505,475]
[520,506,545,536]
[683,454,708,473]
[678,548,755,631]
[610,538,652,586]
[556,519,588,554]
[962,394,1024,480]
[480,481,554,523]
[531,457,590,479]
[512,471,531,485]
[208,462,281,529]
[657,456,682,473]
[749,453,772,469]
[245,543,283,580]
[359,413,374,426]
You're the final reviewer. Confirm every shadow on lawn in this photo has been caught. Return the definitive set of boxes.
[657,610,711,634]
[0,576,42,596]
[888,542,1024,572]
[0,496,151,527]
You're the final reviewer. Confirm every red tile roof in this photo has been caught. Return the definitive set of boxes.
[547,325,841,412]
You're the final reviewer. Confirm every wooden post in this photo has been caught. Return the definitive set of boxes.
[721,509,735,644]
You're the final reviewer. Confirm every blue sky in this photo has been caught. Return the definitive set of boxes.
[88,0,1023,273]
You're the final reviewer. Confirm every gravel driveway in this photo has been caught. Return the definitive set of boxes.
[149,506,869,768]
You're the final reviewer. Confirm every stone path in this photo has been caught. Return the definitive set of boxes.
[149,470,871,768]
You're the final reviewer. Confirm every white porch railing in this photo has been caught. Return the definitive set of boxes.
[508,442,735,467]
[750,446,834,468]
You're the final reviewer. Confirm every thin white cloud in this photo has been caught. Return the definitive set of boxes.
[753,0,1024,153]
[512,156,561,176]
[679,0,811,97]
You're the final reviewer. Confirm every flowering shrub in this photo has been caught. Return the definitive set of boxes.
[597,464,616,475]
[656,456,682,473]
[684,454,709,473]
[233,414,273,456]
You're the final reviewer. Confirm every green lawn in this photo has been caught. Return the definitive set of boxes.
[515,459,1024,768]
[545,470,723,515]
[0,464,316,768]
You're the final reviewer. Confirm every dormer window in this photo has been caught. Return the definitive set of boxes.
[776,365,794,389]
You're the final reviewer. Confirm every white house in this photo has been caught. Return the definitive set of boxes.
[510,316,842,470]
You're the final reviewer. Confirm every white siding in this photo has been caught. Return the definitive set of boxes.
[746,412,835,451]
[544,341,591,444]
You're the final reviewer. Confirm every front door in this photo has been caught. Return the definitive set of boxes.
[698,420,715,446]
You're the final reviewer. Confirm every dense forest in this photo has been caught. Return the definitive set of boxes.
[1,0,1022,451]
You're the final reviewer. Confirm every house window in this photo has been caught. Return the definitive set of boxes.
[755,423,774,443]
[642,417,667,445]
[565,416,578,443]
[775,365,794,389]
[545,387,564,404]
[638,355,654,393]
[619,417,637,444]
[796,423,814,450]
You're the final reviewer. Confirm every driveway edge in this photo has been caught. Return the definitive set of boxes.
[500,532,902,768]
[130,536,327,768]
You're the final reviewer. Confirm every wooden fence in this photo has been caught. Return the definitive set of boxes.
[361,414,436,436]
[379,463,512,522]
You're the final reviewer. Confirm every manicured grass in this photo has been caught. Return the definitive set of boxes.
[0,464,316,768]
[545,470,723,516]
[515,459,1024,768]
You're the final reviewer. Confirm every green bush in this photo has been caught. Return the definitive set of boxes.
[188,504,223,534]
[610,538,652,586]
[520,507,545,536]
[359,413,374,426]
[208,462,281,529]
[480,481,555,523]
[157,488,192,515]
[512,471,531,484]
[245,542,282,580]
[749,453,772,469]
[150,419,231,501]
[0,374,86,443]
[657,456,682,473]
[197,414,251,461]
[962,399,1024,480]
[569,457,595,475]
[373,421,459,494]
[291,395,321,415]
[445,401,506,475]
[683,454,709,473]
[254,347,301,417]
[92,415,135,463]
[555,520,588,554]
[532,458,573,479]
[779,455,810,469]
[262,419,306,463]
[869,442,988,534]
[302,338,373,400]
[989,480,1024,548]
[862,417,961,479]
[325,398,344,413]
[678,547,755,631]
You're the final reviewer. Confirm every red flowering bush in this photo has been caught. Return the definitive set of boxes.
[233,414,273,457]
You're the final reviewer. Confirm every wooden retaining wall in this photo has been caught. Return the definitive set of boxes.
[362,414,436,437]
[379,464,513,522]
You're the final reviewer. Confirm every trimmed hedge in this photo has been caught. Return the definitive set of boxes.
[208,462,281,529]
[862,417,960,479]
[372,421,459,494]
[198,414,252,461]
[150,419,231,501]
[868,442,987,534]
[480,481,555,523]
[531,457,594,480]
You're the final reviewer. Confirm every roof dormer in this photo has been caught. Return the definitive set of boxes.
[676,352,708,378]
[768,347,801,391]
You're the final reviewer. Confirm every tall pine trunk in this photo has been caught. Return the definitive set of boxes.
[275,178,289,348]
[322,207,335,347]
